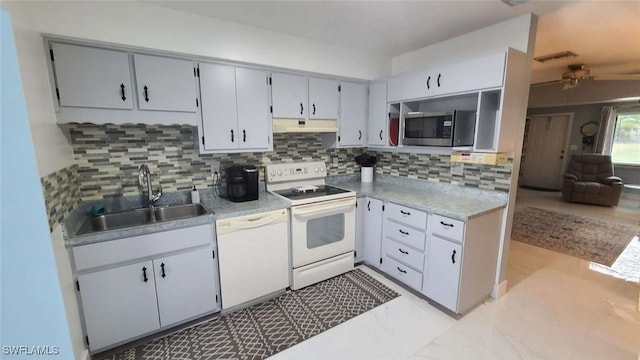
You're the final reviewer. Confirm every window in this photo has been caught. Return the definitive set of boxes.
[610,113,640,165]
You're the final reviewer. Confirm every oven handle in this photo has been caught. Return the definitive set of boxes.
[291,198,355,219]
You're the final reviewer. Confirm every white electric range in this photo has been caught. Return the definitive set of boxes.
[266,161,356,290]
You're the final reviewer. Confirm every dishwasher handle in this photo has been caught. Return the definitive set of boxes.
[216,209,287,235]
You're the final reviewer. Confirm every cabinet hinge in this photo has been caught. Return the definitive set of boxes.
[197,67,200,77]
[49,49,54,61]
[379,258,383,265]
[201,136,205,146]
[194,67,196,77]
[338,85,341,92]
[75,280,80,292]
[85,336,90,346]
[196,98,199,107]
[212,250,215,259]
[55,88,60,100]
[354,251,357,258]
[382,205,385,211]
[270,105,273,114]
[355,202,357,208]
[215,294,218,303]
[269,77,272,85]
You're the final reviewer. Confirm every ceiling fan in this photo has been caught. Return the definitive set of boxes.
[532,63,640,90]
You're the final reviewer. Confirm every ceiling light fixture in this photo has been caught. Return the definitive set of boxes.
[501,0,527,6]
[534,51,578,63]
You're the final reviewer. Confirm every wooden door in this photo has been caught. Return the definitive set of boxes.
[236,67,271,150]
[199,63,238,150]
[51,43,133,109]
[520,114,571,190]
[133,54,197,112]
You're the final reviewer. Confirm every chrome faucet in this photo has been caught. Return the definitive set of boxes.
[138,164,163,208]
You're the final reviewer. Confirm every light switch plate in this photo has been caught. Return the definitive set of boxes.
[332,157,339,166]
[450,162,464,176]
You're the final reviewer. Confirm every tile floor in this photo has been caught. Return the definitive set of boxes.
[271,189,640,360]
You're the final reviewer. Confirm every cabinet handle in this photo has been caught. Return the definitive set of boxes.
[397,267,407,274]
[230,129,234,143]
[142,266,148,282]
[427,76,431,90]
[440,221,454,228]
[120,83,126,101]
[313,103,316,115]
[143,85,149,103]
[398,229,409,236]
[379,130,383,140]
[367,201,371,211]
[398,248,409,255]
[400,210,411,216]
[358,130,362,140]
[160,263,166,278]
[437,74,441,88]
[243,129,247,142]
[451,249,457,264]
[300,103,304,115]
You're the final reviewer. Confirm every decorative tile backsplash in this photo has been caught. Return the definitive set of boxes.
[68,124,362,200]
[40,164,81,231]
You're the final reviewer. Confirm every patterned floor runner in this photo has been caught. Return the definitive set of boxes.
[96,269,398,360]
[511,207,639,266]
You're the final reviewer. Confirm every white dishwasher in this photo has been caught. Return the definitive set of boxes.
[216,208,289,310]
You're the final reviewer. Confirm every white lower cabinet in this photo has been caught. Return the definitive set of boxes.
[381,255,423,291]
[355,197,366,263]
[361,197,384,268]
[424,237,462,312]
[73,224,219,353]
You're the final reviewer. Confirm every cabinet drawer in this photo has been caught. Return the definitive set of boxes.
[382,238,424,272]
[381,255,422,291]
[386,203,427,231]
[428,214,464,243]
[383,217,426,251]
[73,224,213,272]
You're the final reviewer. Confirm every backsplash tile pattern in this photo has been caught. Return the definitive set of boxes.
[68,125,362,201]
[40,164,81,231]
[372,151,513,192]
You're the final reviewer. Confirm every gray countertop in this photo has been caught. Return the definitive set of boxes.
[63,175,506,247]
[328,174,507,221]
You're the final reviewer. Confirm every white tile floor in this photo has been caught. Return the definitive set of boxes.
[271,189,640,360]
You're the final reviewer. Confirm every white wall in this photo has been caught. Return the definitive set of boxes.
[391,14,537,75]
[528,80,640,108]
[4,0,391,177]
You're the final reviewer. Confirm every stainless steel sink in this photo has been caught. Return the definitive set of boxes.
[76,204,211,235]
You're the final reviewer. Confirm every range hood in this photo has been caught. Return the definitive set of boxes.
[273,118,338,133]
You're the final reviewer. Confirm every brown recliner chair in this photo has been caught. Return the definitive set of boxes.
[562,154,623,206]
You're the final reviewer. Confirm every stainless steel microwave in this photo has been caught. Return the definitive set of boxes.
[402,110,476,147]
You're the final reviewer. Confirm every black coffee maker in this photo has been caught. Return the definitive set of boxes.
[225,165,259,202]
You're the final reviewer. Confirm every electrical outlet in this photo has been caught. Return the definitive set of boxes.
[450,162,464,176]
[211,163,220,176]
[332,157,339,167]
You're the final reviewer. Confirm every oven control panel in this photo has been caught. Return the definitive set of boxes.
[265,161,327,183]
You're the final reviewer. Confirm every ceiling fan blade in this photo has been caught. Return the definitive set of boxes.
[530,79,563,87]
[593,74,640,81]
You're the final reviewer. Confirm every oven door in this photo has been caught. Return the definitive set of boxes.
[290,197,356,268]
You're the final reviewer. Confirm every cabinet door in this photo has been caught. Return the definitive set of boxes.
[236,68,271,150]
[339,82,368,146]
[199,63,238,150]
[425,236,462,312]
[271,72,307,119]
[134,54,197,112]
[363,198,384,268]
[387,69,433,102]
[51,43,133,110]
[78,261,159,351]
[355,197,366,263]
[433,53,505,96]
[308,77,338,120]
[368,81,388,146]
[154,248,218,327]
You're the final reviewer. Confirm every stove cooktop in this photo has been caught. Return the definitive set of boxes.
[272,185,352,201]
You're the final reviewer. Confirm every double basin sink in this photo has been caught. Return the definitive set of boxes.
[77,203,211,235]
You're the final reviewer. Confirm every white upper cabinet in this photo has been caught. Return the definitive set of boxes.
[133,54,198,112]
[432,52,505,96]
[199,63,271,153]
[338,82,368,146]
[308,77,339,120]
[387,69,434,102]
[271,72,307,119]
[199,63,238,151]
[236,67,271,150]
[367,81,388,146]
[51,43,133,110]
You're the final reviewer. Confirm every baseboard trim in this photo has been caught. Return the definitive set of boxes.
[491,280,508,299]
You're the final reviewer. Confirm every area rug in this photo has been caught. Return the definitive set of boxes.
[511,207,639,266]
[96,269,399,360]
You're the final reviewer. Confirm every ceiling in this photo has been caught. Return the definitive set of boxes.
[148,1,640,84]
